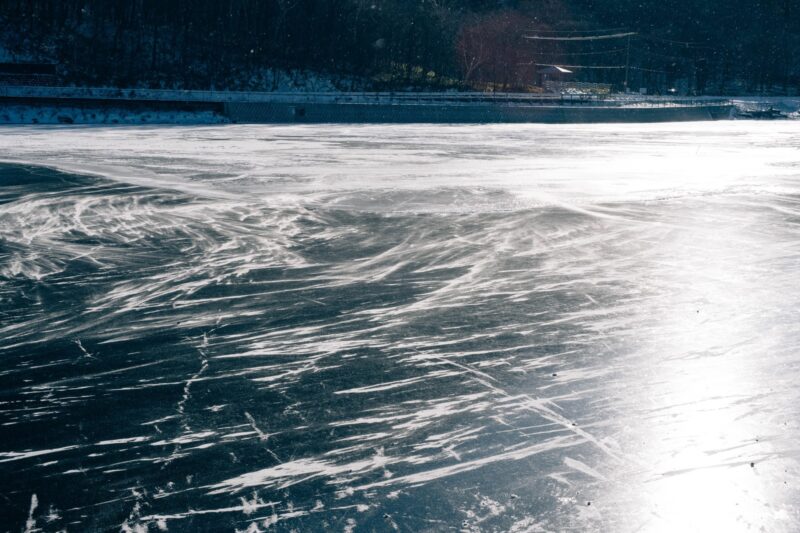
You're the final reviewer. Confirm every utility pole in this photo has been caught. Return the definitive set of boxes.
[521,30,638,93]
[624,34,631,92]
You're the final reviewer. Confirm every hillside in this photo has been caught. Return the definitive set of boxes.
[1,0,798,94]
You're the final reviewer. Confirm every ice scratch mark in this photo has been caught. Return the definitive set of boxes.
[353,434,582,491]
[139,498,281,522]
[151,430,216,447]
[74,339,96,359]
[176,345,209,433]
[334,371,456,395]
[160,339,210,466]
[245,411,282,464]
[96,436,151,446]
[0,445,80,463]
[416,348,623,462]
[23,494,38,533]
[563,456,607,481]
[207,450,393,494]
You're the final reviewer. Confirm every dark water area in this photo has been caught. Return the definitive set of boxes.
[2,123,800,532]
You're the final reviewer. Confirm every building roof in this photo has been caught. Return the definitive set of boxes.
[537,65,573,75]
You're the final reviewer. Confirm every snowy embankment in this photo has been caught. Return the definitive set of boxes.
[0,87,797,124]
[0,104,228,125]
[731,97,800,118]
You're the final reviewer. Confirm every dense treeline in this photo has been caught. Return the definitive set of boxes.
[580,0,800,93]
[0,0,798,93]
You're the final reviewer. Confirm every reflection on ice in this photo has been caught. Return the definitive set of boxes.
[602,203,800,532]
[1,122,800,531]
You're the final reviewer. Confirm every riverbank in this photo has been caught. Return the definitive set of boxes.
[0,103,229,125]
[2,85,792,124]
[0,102,734,125]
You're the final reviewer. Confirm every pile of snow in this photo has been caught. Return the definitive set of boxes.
[732,97,800,118]
[0,105,228,125]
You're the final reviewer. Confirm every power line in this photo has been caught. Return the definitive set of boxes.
[638,48,692,61]
[638,34,705,45]
[536,63,626,69]
[630,66,668,73]
[525,32,637,41]
[544,49,627,56]
[526,29,716,49]
[524,29,686,84]
[535,63,667,74]
[636,34,718,50]
[532,28,627,34]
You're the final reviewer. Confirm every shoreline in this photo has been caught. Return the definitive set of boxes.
[0,86,795,124]
[0,101,734,125]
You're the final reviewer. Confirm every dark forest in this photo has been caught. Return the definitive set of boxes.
[0,0,797,93]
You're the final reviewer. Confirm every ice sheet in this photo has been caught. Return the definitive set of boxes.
[1,122,800,531]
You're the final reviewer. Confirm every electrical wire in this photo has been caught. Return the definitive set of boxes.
[535,63,666,73]
[544,49,627,56]
[525,32,637,41]
[532,28,627,34]
[636,34,718,50]
[536,63,626,69]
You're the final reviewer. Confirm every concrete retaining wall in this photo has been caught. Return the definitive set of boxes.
[0,89,734,124]
[225,101,734,124]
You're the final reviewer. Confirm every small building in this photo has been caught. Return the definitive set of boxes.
[537,65,573,86]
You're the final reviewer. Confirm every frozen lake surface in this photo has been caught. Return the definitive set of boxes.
[2,122,800,531]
